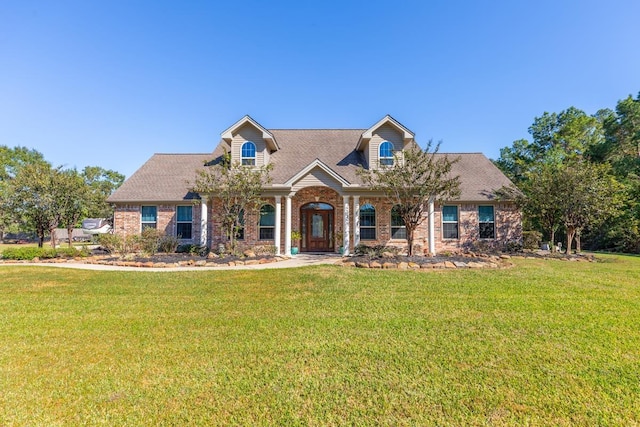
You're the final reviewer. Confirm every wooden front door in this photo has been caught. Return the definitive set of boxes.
[302,207,335,252]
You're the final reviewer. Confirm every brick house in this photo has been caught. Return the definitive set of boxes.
[107,115,522,255]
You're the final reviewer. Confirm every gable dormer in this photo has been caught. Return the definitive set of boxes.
[221,115,279,167]
[356,115,415,169]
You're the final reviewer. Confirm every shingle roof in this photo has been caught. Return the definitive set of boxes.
[109,131,516,203]
[107,154,210,202]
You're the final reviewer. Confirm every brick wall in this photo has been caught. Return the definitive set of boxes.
[115,195,522,255]
[113,203,201,243]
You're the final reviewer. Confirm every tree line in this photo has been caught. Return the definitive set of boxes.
[495,92,640,253]
[0,146,124,247]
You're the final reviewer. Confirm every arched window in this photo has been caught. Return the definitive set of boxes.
[241,141,256,166]
[359,204,376,240]
[259,204,275,240]
[379,141,394,166]
[391,205,406,240]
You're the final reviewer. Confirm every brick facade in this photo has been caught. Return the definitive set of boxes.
[113,188,522,255]
[113,203,201,243]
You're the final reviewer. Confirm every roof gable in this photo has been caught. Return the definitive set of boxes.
[221,115,279,151]
[356,115,415,150]
[284,158,350,188]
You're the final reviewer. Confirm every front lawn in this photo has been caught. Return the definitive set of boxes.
[1,255,639,425]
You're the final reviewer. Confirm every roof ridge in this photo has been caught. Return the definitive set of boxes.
[269,128,367,131]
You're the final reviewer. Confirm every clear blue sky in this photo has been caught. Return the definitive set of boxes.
[1,0,639,178]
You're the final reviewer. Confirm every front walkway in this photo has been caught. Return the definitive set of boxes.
[0,253,343,272]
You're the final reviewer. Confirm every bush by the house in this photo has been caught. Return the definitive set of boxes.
[158,235,181,253]
[1,246,89,260]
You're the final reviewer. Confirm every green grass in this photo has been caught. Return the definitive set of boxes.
[1,255,639,426]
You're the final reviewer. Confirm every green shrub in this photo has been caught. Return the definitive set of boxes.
[158,235,180,253]
[97,233,140,256]
[523,231,543,250]
[177,244,209,256]
[1,246,88,260]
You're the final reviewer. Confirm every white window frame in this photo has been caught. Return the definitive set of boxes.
[442,205,459,240]
[241,141,256,166]
[176,205,193,240]
[479,205,496,239]
[379,141,394,166]
[141,206,157,230]
[359,204,376,240]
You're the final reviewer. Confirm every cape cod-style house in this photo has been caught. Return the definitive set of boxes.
[107,115,522,255]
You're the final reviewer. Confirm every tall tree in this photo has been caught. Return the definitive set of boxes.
[191,154,272,253]
[558,162,622,253]
[58,169,90,247]
[358,142,461,256]
[0,146,47,240]
[81,166,125,218]
[8,162,60,247]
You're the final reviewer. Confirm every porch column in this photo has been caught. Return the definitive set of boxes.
[274,196,282,256]
[353,195,360,248]
[285,195,292,256]
[200,195,208,247]
[428,197,436,255]
[342,195,350,255]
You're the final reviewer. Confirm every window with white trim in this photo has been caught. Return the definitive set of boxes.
[391,205,406,239]
[359,204,376,240]
[259,204,275,240]
[241,141,256,166]
[379,141,394,166]
[176,206,192,239]
[479,205,495,239]
[442,206,458,239]
[141,206,157,230]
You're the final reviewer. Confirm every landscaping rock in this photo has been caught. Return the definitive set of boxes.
[370,261,382,269]
[444,261,456,269]
[397,262,409,270]
[356,262,370,268]
[382,262,397,269]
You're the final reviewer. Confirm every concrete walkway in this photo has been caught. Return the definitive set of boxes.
[0,253,344,272]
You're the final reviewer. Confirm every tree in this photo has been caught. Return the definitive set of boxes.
[512,165,565,252]
[191,154,272,252]
[358,142,461,256]
[81,166,125,218]
[0,146,47,240]
[558,162,622,253]
[8,162,59,247]
[58,169,90,247]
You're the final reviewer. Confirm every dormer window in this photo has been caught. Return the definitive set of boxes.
[379,141,394,166]
[241,141,256,166]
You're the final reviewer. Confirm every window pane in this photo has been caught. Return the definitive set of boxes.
[241,142,256,158]
[176,223,192,240]
[391,227,407,240]
[260,205,275,226]
[360,204,375,227]
[380,141,393,157]
[177,206,192,222]
[361,228,376,240]
[391,206,404,227]
[259,228,274,240]
[479,223,495,239]
[442,206,458,222]
[443,223,458,239]
[141,206,157,222]
[479,206,494,223]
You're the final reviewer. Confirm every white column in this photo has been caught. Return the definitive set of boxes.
[200,195,208,247]
[274,196,282,256]
[285,195,292,256]
[428,197,436,255]
[353,195,360,248]
[342,195,350,256]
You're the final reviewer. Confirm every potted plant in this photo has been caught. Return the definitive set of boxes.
[335,231,344,255]
[290,230,302,255]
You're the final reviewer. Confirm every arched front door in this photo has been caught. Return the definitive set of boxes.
[300,202,334,252]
